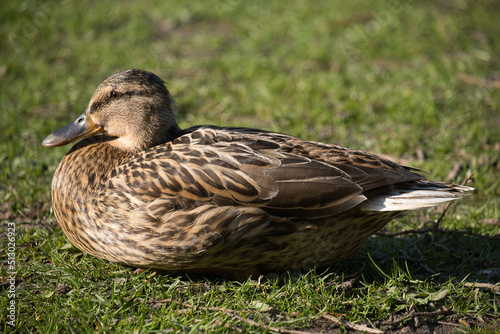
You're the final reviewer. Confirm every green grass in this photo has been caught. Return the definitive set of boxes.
[1,0,499,332]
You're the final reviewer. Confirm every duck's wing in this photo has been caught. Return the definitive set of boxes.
[109,126,424,218]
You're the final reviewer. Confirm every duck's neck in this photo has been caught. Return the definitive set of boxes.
[104,124,184,153]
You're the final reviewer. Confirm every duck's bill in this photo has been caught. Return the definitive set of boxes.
[42,111,103,147]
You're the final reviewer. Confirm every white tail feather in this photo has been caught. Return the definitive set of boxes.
[359,184,474,212]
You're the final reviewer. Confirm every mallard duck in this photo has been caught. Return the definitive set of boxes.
[42,69,473,275]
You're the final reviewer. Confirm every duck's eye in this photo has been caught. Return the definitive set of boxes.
[110,91,120,99]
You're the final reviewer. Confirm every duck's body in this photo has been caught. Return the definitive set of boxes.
[43,69,473,274]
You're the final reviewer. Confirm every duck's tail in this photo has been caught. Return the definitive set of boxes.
[359,181,474,212]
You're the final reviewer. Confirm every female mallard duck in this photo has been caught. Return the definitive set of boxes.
[43,69,472,275]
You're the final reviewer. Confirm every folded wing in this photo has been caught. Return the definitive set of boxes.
[109,126,447,219]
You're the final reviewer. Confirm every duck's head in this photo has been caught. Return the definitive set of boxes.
[42,69,180,153]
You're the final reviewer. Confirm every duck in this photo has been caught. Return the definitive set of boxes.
[42,69,473,276]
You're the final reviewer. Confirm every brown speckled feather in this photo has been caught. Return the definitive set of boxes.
[44,69,473,273]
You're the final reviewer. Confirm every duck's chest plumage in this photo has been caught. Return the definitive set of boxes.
[52,139,133,261]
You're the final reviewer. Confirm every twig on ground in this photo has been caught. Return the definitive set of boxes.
[464,282,500,294]
[422,264,437,275]
[343,263,366,280]
[458,72,500,89]
[228,313,310,334]
[152,298,310,334]
[433,202,452,237]
[299,298,383,333]
[378,308,454,327]
[324,263,366,290]
[433,173,474,232]
[319,311,383,334]
[436,321,461,328]
[432,242,451,252]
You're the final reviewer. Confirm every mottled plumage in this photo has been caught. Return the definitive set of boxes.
[43,69,473,274]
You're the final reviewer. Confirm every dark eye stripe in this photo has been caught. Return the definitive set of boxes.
[90,100,109,114]
[89,90,148,114]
